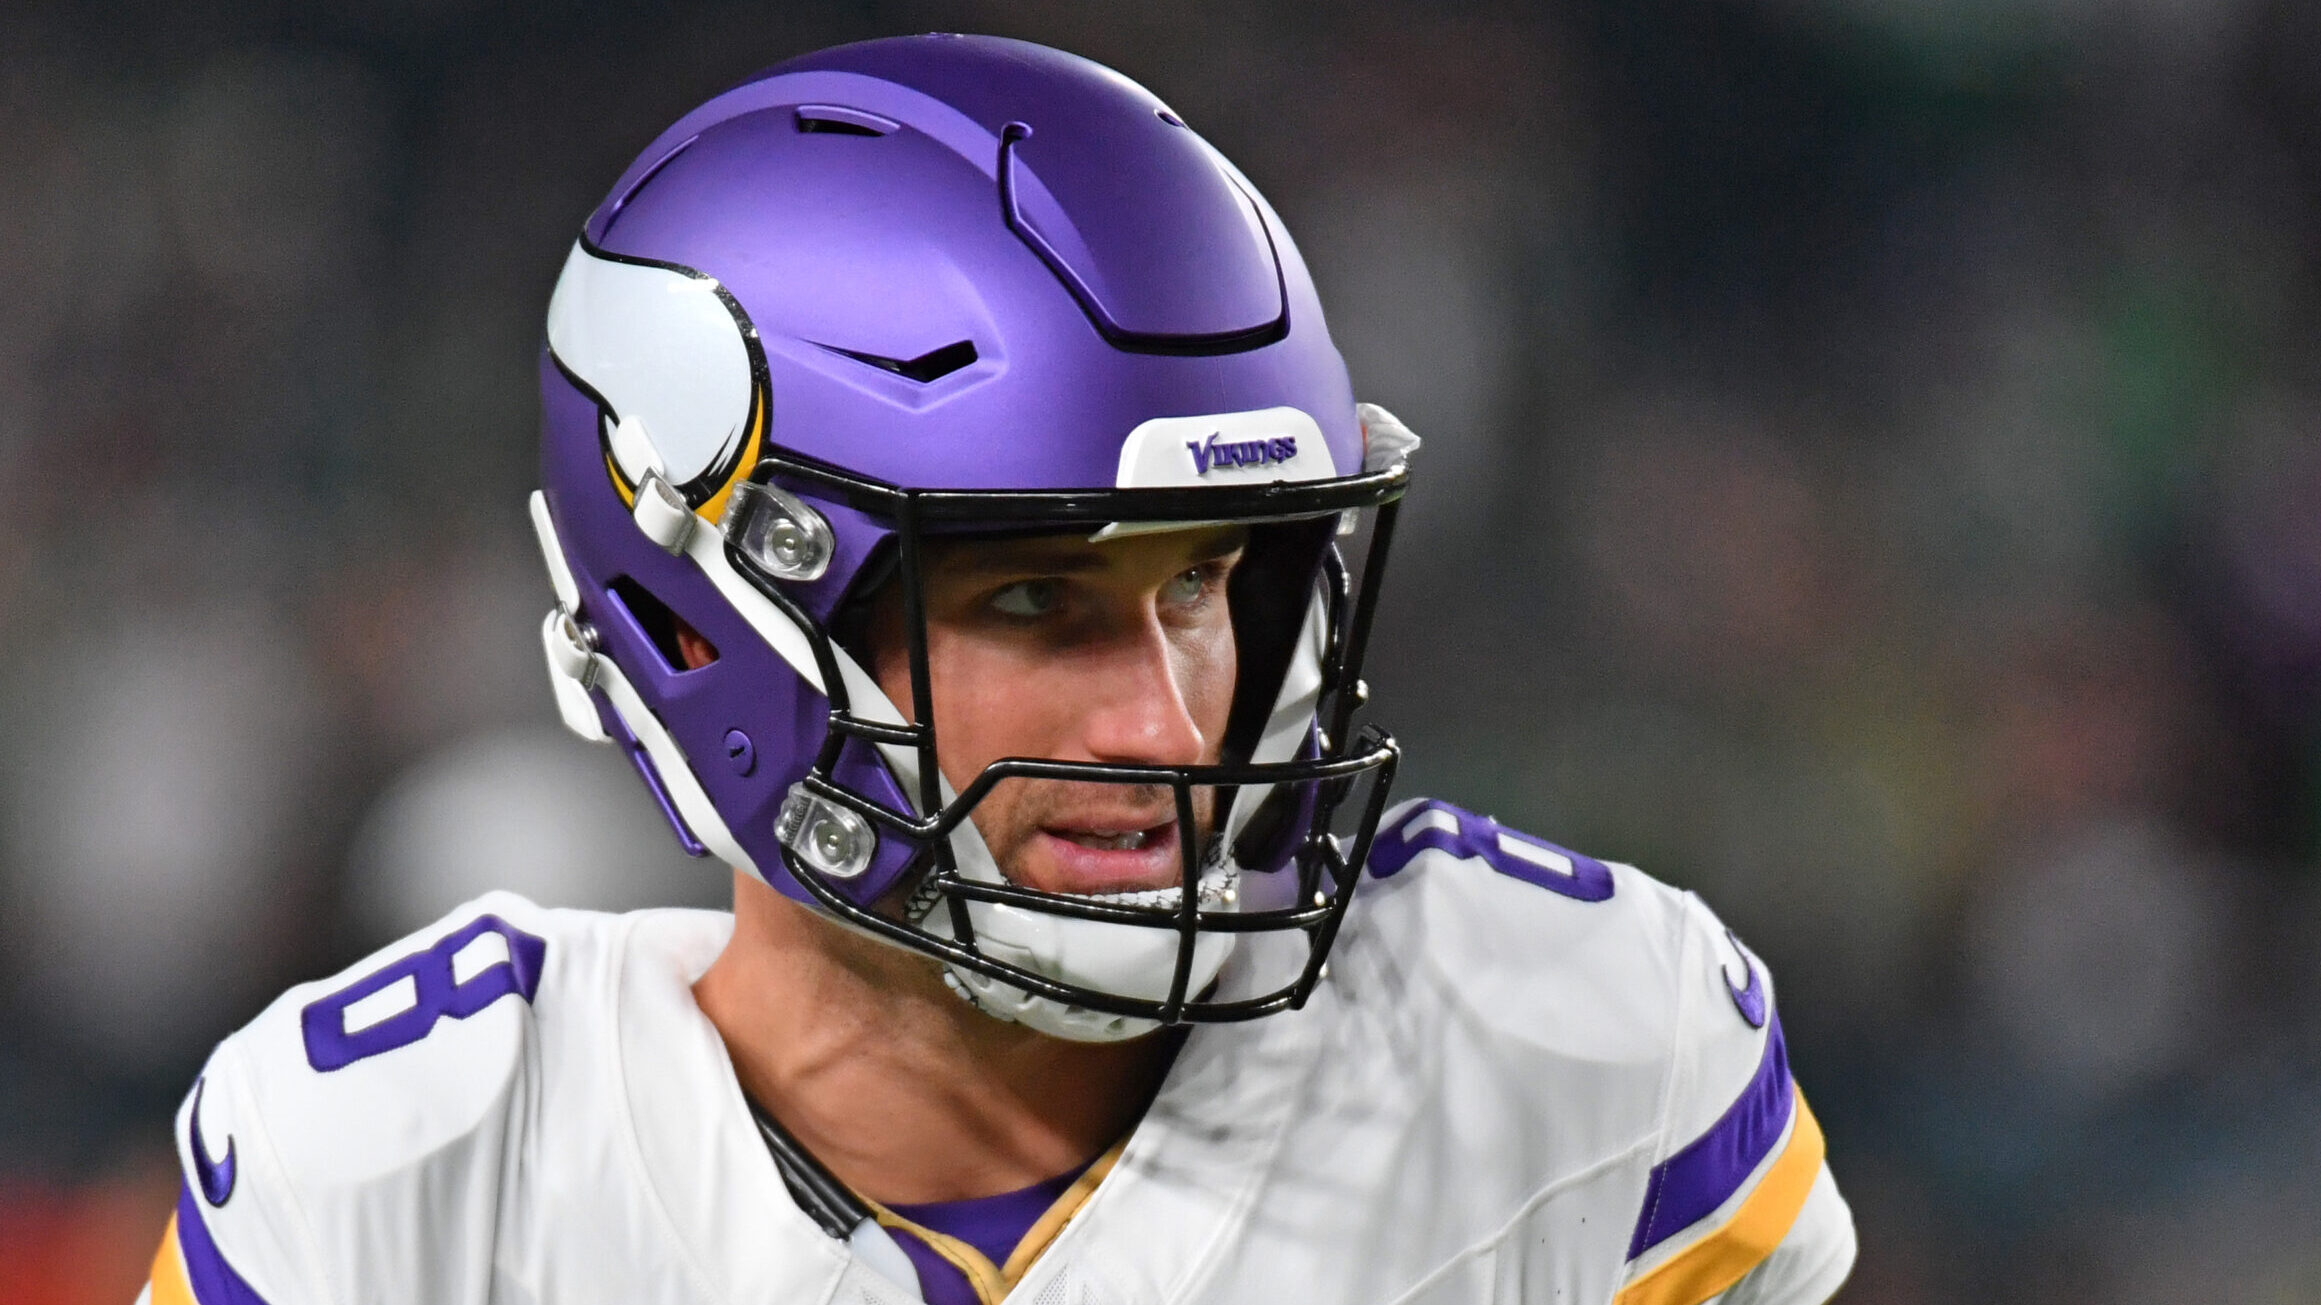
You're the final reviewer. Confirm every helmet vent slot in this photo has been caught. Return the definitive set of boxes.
[816,339,979,384]
[794,104,898,136]
[607,577,717,673]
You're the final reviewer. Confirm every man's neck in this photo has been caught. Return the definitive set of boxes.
[693,871,1177,1206]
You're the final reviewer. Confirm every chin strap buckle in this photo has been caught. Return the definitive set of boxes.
[540,607,609,742]
[631,469,698,555]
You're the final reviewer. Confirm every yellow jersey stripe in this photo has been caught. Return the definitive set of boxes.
[1612,1087,1826,1305]
[148,1212,197,1305]
[1000,1137,1125,1282]
[862,1136,1128,1305]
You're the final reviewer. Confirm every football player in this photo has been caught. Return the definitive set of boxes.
[142,35,1854,1305]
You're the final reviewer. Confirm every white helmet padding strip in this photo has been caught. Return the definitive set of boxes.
[677,518,828,696]
[529,491,583,613]
[674,511,1011,891]
[1093,405,1336,541]
[1111,405,1336,489]
[545,242,753,492]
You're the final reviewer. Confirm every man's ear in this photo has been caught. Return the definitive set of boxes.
[675,620,719,671]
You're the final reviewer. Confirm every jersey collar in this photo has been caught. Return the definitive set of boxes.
[1003,927,1337,1304]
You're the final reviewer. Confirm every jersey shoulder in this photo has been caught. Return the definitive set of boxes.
[215,891,626,1181]
[159,893,680,1304]
[1356,796,1748,1065]
[1351,797,1853,1304]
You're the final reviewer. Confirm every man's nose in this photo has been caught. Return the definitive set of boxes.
[1077,616,1209,767]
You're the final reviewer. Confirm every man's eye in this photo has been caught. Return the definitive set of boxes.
[990,579,1063,618]
[1162,564,1217,608]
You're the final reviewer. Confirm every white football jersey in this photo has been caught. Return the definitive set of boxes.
[142,798,1854,1305]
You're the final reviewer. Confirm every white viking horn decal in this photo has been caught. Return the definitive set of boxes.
[545,240,760,510]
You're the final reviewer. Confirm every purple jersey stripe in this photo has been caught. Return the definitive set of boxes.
[884,1162,1091,1305]
[175,1184,272,1305]
[1626,1015,1796,1262]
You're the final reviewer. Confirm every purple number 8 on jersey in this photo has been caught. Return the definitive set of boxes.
[300,915,547,1072]
[1366,801,1615,902]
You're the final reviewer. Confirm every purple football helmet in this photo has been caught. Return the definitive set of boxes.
[532,34,1409,1040]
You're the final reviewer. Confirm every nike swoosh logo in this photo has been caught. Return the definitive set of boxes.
[189,1076,236,1207]
[1721,929,1767,1029]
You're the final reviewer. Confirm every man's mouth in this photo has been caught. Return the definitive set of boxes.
[1055,827,1159,851]
[1028,817,1186,894]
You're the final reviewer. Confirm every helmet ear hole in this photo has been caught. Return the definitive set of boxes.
[607,577,719,672]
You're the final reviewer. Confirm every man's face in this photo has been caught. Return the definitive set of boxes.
[867,526,1246,898]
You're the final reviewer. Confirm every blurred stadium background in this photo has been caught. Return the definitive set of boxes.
[6,1,2321,1299]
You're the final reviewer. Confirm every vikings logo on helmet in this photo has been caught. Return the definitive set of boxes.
[544,241,768,524]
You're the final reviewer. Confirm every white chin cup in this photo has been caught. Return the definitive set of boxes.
[928,884,1242,1044]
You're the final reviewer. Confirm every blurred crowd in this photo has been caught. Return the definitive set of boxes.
[4,1,2320,1300]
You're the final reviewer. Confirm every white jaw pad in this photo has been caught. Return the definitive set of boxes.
[1355,401,1421,472]
[546,241,753,491]
[926,785,1246,1043]
[1218,582,1330,866]
[944,917,1237,1043]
